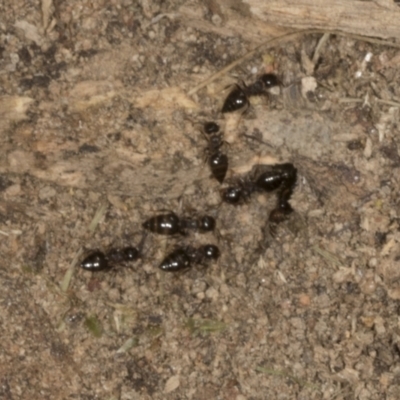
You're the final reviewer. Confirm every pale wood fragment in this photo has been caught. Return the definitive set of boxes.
[242,0,400,39]
[0,96,34,122]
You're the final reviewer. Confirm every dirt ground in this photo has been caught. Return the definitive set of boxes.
[1,1,400,399]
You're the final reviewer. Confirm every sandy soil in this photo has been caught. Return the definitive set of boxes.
[1,1,400,399]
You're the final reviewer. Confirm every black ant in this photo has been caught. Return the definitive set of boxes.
[221,162,297,224]
[80,246,140,272]
[159,244,220,272]
[203,121,228,184]
[267,165,297,226]
[221,73,280,113]
[143,211,216,236]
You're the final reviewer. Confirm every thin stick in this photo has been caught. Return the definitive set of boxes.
[377,99,400,107]
[88,202,108,235]
[312,33,330,65]
[338,98,364,104]
[59,247,83,292]
[188,29,400,96]
[312,245,343,268]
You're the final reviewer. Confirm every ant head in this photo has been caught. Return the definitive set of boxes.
[221,186,243,204]
[269,206,291,226]
[202,122,224,150]
[203,121,220,135]
[199,215,216,232]
[259,73,280,89]
[200,244,220,260]
[121,247,140,261]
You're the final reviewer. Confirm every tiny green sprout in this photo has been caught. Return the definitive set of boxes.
[185,318,228,335]
[84,315,103,338]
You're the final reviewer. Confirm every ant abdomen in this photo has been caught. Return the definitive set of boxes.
[221,85,249,113]
[209,152,228,184]
[81,251,110,272]
[142,212,181,235]
[159,248,192,272]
